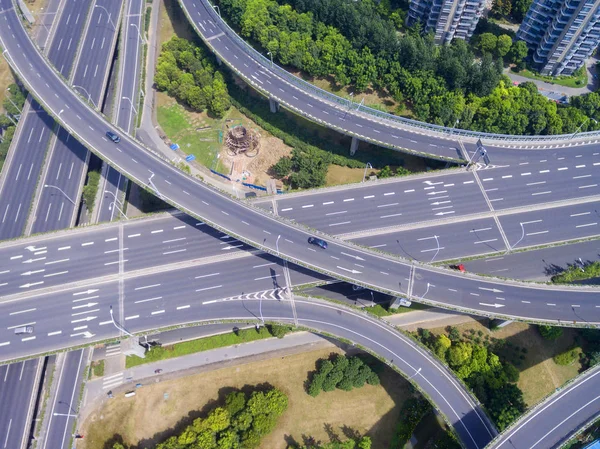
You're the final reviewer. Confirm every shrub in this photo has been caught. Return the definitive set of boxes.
[538,325,563,341]
[554,347,580,366]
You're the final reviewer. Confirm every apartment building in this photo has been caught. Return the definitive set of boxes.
[407,0,486,44]
[517,0,600,75]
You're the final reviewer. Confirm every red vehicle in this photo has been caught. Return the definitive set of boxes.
[449,264,466,273]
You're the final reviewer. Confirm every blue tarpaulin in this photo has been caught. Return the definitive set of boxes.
[583,441,600,449]
[185,154,196,162]
[170,143,180,151]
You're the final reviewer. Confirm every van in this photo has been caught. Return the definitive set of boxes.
[14,326,34,335]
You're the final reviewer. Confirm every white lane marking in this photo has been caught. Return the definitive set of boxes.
[325,211,347,216]
[125,315,139,320]
[162,237,186,243]
[531,191,551,196]
[323,201,334,205]
[579,184,598,189]
[9,308,36,316]
[380,213,402,219]
[195,272,221,278]
[151,229,163,234]
[571,212,590,217]
[573,175,592,179]
[43,271,68,278]
[343,198,354,202]
[196,285,223,292]
[163,249,187,255]
[378,203,399,208]
[81,242,94,246]
[177,305,190,310]
[105,237,117,242]
[134,284,161,291]
[128,233,141,238]
[576,223,597,228]
[135,297,163,304]
[281,208,293,212]
[364,195,374,199]
[47,331,62,336]
[173,225,186,230]
[302,204,313,208]
[526,231,549,236]
[328,221,351,226]
[526,181,546,186]
[151,310,165,315]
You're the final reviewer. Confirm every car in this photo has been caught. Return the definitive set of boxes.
[106,131,120,143]
[352,285,365,291]
[308,236,327,249]
[14,326,34,335]
[449,264,466,273]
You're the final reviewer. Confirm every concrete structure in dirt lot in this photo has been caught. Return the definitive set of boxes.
[517,0,600,76]
[407,0,485,44]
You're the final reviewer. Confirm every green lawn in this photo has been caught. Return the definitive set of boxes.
[125,326,276,368]
[516,68,588,88]
[157,103,222,168]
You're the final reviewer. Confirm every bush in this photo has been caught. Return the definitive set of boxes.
[554,347,580,366]
[306,354,380,396]
[267,324,291,339]
[390,397,431,448]
[82,170,100,213]
[538,325,563,341]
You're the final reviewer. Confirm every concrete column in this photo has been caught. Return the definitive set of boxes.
[269,97,279,113]
[350,136,359,155]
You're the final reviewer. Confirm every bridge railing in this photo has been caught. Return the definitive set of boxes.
[203,0,600,144]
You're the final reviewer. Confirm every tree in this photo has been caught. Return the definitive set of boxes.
[478,33,498,54]
[509,40,528,65]
[271,156,293,178]
[538,325,563,340]
[447,342,473,368]
[512,0,532,21]
[209,72,231,117]
[496,35,513,58]
[503,362,520,383]
[225,391,246,417]
[488,384,526,430]
[434,334,452,360]
[492,0,511,16]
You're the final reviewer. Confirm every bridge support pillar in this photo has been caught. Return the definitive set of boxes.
[269,97,279,113]
[350,136,359,155]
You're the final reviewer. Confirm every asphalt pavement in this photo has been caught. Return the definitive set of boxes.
[42,349,87,449]
[0,359,42,449]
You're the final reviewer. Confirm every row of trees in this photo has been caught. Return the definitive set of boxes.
[491,0,533,22]
[416,328,525,431]
[113,388,288,449]
[155,37,231,117]
[292,436,372,449]
[215,0,600,135]
[307,354,380,397]
[0,84,26,171]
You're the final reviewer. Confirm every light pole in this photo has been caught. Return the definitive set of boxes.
[44,184,75,205]
[94,5,117,29]
[73,85,97,109]
[267,51,273,68]
[130,23,146,44]
[212,4,221,17]
[511,222,526,250]
[362,162,372,183]
[430,235,440,263]
[109,201,128,220]
[420,283,431,300]
[122,96,138,114]
[148,173,162,198]
[5,87,21,113]
[450,118,460,134]
[572,117,598,139]
[407,367,422,380]
[109,305,135,338]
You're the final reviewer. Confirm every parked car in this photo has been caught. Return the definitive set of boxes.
[308,236,328,249]
[106,131,120,143]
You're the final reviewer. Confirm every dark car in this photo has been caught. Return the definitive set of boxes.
[106,131,120,143]
[308,236,327,249]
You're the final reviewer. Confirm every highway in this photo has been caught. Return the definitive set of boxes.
[3,0,600,324]
[178,0,600,162]
[96,0,143,223]
[0,359,42,449]
[0,274,497,448]
[488,366,600,449]
[0,0,90,239]
[43,349,87,449]
[31,0,123,234]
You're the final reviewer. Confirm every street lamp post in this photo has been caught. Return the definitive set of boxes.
[130,23,146,44]
[109,306,135,338]
[407,367,422,380]
[430,235,440,263]
[511,222,526,251]
[122,96,138,114]
[572,117,598,139]
[5,87,21,113]
[73,85,97,109]
[94,5,117,29]
[212,4,221,17]
[109,201,128,220]
[266,51,273,68]
[44,184,75,205]
[362,162,372,183]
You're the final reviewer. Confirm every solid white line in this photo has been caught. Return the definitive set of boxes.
[576,223,597,228]
[9,308,36,315]
[579,184,598,189]
[532,191,551,195]
[571,212,590,217]
[195,272,220,278]
[177,305,190,310]
[151,310,165,315]
[196,285,222,292]
[163,249,187,255]
[134,283,161,291]
[162,237,186,243]
[125,315,139,320]
[526,231,549,236]
[380,213,402,219]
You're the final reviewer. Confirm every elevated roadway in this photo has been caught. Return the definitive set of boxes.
[179,0,600,162]
[1,0,600,324]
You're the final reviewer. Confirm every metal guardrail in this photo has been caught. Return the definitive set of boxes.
[203,0,600,145]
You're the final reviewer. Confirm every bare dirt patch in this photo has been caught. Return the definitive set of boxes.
[425,320,582,406]
[159,0,197,47]
[80,347,411,449]
[0,58,15,110]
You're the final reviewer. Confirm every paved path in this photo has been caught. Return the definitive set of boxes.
[386,308,484,331]
[504,58,598,97]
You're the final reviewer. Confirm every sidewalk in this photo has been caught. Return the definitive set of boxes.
[385,308,485,331]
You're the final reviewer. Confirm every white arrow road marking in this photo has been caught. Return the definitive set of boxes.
[73,289,99,296]
[19,282,44,288]
[435,211,455,216]
[70,331,95,338]
[24,245,46,252]
[336,266,362,274]
[71,302,98,310]
[340,252,365,261]
[478,287,504,293]
[71,316,97,323]
[22,257,46,264]
[21,269,45,276]
[479,303,505,308]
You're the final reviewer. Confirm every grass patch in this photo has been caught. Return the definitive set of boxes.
[125,326,275,368]
[82,170,100,214]
[552,261,600,283]
[90,360,105,378]
[81,346,412,449]
[426,320,583,406]
[514,67,588,88]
